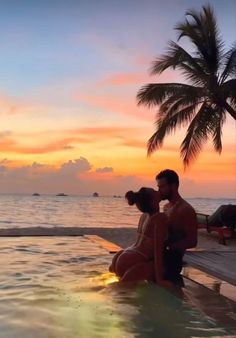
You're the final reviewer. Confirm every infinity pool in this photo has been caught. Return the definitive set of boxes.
[0,237,235,338]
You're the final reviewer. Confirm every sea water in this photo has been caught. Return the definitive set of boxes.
[0,194,235,229]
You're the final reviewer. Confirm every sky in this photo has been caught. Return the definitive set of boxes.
[0,0,235,197]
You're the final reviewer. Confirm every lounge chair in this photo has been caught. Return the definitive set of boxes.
[196,204,236,245]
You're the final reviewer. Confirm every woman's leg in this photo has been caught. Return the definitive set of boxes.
[109,249,124,273]
[115,251,146,278]
[121,261,155,282]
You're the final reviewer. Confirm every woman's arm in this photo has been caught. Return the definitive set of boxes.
[153,213,169,283]
[129,213,146,248]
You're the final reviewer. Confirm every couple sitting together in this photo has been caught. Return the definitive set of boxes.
[109,169,198,287]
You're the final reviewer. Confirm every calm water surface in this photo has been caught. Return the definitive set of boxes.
[0,236,234,338]
[0,194,235,229]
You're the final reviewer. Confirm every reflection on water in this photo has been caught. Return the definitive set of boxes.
[0,237,234,338]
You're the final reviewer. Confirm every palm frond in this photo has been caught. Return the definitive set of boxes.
[159,95,202,119]
[220,45,236,83]
[137,83,203,107]
[212,108,226,153]
[147,103,197,156]
[150,41,207,84]
[176,5,224,75]
[221,79,236,100]
[176,63,206,86]
[180,102,218,167]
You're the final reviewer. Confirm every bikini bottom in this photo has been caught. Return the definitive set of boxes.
[123,248,150,260]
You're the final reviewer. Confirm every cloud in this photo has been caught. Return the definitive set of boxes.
[0,126,148,154]
[0,95,41,116]
[99,70,181,87]
[96,167,113,173]
[0,158,9,165]
[100,73,149,86]
[0,157,154,195]
[60,158,92,176]
[121,139,147,148]
[0,136,81,154]
[0,130,12,138]
[75,92,153,120]
[0,156,235,197]
[74,68,183,121]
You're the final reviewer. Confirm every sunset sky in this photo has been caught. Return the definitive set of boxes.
[0,0,235,197]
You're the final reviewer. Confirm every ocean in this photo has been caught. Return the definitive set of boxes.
[0,194,235,229]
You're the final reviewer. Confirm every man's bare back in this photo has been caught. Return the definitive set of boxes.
[163,198,198,254]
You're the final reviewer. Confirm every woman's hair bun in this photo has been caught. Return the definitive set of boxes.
[125,190,136,205]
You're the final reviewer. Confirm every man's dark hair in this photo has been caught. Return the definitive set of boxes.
[156,169,179,188]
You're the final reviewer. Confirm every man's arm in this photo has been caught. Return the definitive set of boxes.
[170,207,198,251]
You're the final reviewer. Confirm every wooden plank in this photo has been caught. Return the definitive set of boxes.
[84,235,122,253]
[182,266,236,302]
[0,227,84,236]
[185,251,236,286]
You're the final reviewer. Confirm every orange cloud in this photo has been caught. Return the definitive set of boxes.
[121,139,147,148]
[0,126,149,155]
[0,137,80,154]
[17,126,146,144]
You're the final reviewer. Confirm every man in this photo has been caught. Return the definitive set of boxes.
[155,169,198,282]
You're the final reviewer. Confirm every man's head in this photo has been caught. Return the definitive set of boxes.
[156,169,179,200]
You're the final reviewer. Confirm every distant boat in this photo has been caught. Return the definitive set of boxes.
[56,193,68,196]
[113,195,121,198]
[32,193,40,196]
[93,192,99,197]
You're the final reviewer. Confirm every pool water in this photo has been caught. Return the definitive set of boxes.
[0,237,235,338]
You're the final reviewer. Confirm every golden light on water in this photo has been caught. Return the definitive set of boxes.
[93,272,119,285]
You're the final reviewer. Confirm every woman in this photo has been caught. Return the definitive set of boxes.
[109,187,170,285]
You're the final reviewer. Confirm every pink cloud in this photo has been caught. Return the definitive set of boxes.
[0,136,81,154]
[100,70,181,86]
[0,94,40,116]
[75,92,154,120]
[100,73,149,86]
[73,67,185,121]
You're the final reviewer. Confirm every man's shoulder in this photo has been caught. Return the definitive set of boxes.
[179,199,196,214]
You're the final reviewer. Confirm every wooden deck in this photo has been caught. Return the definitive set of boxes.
[184,251,236,286]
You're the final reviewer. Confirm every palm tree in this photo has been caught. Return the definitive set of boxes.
[137,5,236,167]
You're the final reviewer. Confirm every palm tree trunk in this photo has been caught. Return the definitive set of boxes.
[224,101,236,120]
